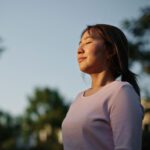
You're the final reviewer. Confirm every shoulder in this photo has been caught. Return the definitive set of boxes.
[113,80,139,98]
[111,80,137,96]
[108,80,142,108]
[113,80,132,89]
[109,80,144,112]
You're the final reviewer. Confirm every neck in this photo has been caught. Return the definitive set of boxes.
[90,71,115,89]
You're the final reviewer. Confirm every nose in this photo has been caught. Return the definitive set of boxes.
[77,46,84,55]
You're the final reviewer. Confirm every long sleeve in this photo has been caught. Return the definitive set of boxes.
[62,81,144,150]
[109,84,144,150]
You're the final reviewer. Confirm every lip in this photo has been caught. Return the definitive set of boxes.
[78,57,86,63]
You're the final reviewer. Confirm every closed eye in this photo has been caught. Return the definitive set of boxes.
[79,41,92,46]
[85,41,92,44]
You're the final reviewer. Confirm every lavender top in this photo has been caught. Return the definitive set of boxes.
[61,80,144,150]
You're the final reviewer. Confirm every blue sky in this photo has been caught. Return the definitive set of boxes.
[0,0,149,116]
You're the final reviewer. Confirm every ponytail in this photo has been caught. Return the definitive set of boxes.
[121,69,140,97]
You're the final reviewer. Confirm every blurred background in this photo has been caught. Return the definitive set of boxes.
[0,0,150,149]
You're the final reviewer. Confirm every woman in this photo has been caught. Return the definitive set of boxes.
[61,24,144,150]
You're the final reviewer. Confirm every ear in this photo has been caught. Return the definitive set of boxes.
[106,47,116,60]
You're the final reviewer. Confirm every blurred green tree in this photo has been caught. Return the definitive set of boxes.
[122,6,150,72]
[0,37,19,150]
[122,6,150,150]
[0,110,21,150]
[21,87,69,150]
[122,6,150,99]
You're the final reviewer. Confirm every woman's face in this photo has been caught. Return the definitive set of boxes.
[77,31,109,74]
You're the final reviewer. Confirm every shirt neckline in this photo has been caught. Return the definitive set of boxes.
[81,80,118,99]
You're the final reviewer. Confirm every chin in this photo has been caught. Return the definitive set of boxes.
[79,65,104,74]
[79,66,91,74]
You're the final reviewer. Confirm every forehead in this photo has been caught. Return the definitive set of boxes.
[79,32,91,44]
[81,30,103,41]
[81,31,91,40]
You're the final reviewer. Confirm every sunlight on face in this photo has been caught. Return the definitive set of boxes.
[77,31,109,74]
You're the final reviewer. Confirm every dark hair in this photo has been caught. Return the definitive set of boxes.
[81,24,140,97]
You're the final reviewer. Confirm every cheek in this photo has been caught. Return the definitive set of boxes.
[95,46,107,60]
[89,48,105,62]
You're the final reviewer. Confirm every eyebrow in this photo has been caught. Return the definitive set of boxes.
[79,36,93,45]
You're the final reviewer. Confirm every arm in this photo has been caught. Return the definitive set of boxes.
[109,84,144,150]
